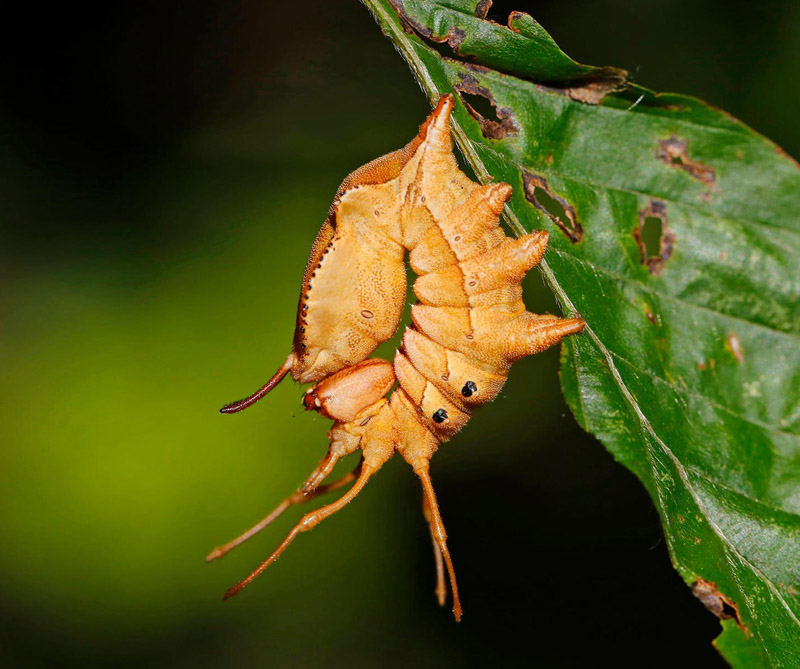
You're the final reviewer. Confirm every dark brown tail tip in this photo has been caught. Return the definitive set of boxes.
[222,585,241,601]
[219,354,294,415]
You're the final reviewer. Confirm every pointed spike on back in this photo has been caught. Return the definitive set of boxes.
[484,182,513,216]
[418,95,455,151]
[505,314,586,360]
[517,230,549,271]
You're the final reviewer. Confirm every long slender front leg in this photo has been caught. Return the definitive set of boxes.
[223,463,377,600]
[206,456,358,562]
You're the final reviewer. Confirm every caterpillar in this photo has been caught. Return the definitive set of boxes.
[209,95,585,621]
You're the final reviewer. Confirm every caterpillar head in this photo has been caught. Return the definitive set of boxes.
[303,358,395,422]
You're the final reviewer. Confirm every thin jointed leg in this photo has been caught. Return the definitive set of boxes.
[422,493,447,607]
[223,463,377,600]
[302,450,341,493]
[415,461,462,622]
[207,459,362,562]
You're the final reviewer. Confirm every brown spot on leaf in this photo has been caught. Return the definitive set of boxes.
[726,333,744,363]
[522,172,583,243]
[657,136,716,197]
[645,311,656,324]
[633,199,675,276]
[535,80,627,105]
[389,0,467,56]
[697,360,707,371]
[474,0,492,19]
[691,579,745,631]
[455,77,518,139]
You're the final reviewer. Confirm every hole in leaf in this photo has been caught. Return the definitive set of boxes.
[522,172,583,243]
[483,0,515,24]
[532,186,567,223]
[691,579,745,631]
[641,216,663,259]
[633,199,674,276]
[454,78,519,140]
[657,135,716,200]
[417,33,460,61]
[460,92,500,125]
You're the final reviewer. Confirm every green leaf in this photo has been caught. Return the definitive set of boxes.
[362,0,800,664]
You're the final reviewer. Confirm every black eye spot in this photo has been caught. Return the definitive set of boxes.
[461,381,477,397]
[432,408,448,424]
[300,327,305,334]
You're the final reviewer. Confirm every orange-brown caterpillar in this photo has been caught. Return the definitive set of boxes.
[209,96,585,620]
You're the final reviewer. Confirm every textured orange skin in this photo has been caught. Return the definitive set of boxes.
[291,107,439,382]
[213,96,585,620]
[302,359,395,423]
[302,97,584,467]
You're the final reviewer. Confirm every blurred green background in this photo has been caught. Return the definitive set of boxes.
[2,1,798,666]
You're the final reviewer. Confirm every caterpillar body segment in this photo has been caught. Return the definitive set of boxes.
[212,97,586,621]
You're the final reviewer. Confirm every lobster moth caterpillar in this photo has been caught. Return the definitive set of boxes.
[210,96,585,621]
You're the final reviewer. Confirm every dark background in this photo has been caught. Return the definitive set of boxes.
[2,1,797,666]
